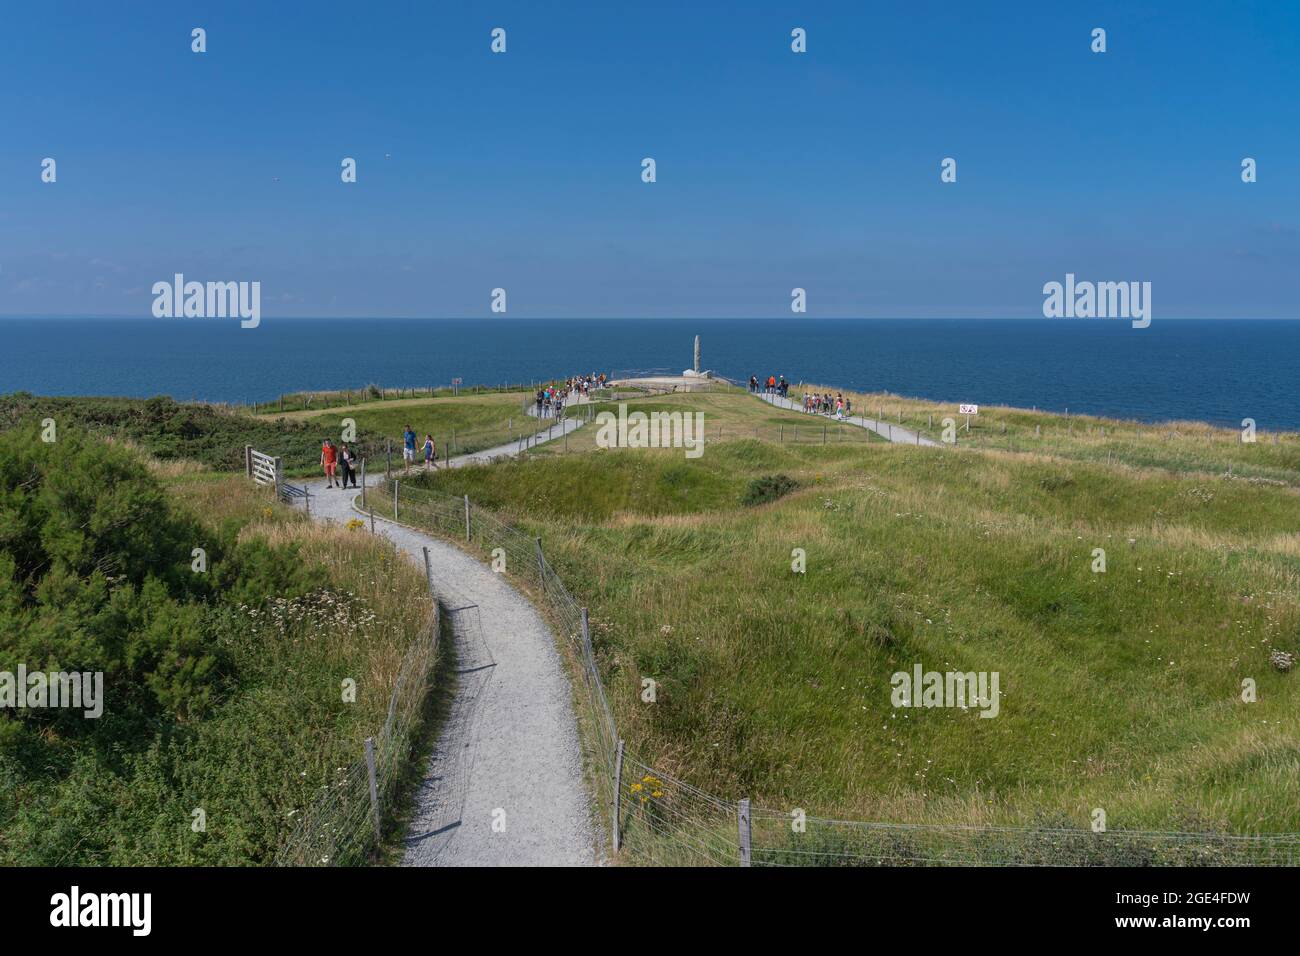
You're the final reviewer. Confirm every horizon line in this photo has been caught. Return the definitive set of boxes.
[2,315,1298,322]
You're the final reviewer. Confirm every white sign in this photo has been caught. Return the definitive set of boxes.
[452,377,463,385]
[959,404,979,415]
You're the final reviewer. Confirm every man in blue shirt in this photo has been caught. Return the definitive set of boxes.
[402,425,417,472]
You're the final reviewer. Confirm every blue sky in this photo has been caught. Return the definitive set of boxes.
[2,0,1297,318]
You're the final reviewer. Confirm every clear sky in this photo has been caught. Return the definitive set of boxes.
[2,1,1297,318]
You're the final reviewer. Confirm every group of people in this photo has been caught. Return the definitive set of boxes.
[319,438,360,488]
[802,391,852,420]
[402,424,439,471]
[320,375,618,488]
[536,373,607,419]
[320,424,439,489]
[747,373,851,420]
[749,374,789,397]
[536,385,569,418]
[566,372,607,396]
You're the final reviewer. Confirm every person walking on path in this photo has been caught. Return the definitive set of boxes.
[337,442,356,488]
[423,434,437,471]
[402,424,417,473]
[320,438,339,488]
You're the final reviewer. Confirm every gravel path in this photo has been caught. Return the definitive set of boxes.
[299,417,596,866]
[757,391,942,447]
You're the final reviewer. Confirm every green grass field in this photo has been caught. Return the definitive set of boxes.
[396,388,1300,835]
[795,382,1300,484]
[249,381,541,416]
[11,385,1299,857]
[291,390,550,464]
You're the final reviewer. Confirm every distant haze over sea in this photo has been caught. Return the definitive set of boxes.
[2,318,1297,430]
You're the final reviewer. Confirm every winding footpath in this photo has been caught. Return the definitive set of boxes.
[302,414,596,866]
[291,387,913,865]
[757,391,942,447]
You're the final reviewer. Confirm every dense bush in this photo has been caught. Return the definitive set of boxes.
[740,473,798,507]
[0,392,381,473]
[0,430,330,863]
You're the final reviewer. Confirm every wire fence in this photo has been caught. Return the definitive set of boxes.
[369,468,1300,868]
[273,600,440,866]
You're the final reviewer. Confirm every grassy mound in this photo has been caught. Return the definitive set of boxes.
[404,400,1300,834]
[295,390,542,460]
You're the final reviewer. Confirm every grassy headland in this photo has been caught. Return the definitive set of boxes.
[393,388,1300,835]
[795,382,1300,485]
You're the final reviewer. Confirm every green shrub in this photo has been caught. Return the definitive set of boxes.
[0,392,381,473]
[741,473,798,507]
[0,432,352,863]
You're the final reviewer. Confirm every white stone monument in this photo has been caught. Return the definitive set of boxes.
[683,334,712,379]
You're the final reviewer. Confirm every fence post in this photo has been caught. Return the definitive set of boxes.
[364,737,382,844]
[535,537,546,593]
[451,428,456,455]
[386,439,392,477]
[360,459,367,508]
[738,797,752,867]
[613,739,625,853]
[244,444,253,478]
[464,494,471,542]
[393,480,399,521]
[273,456,284,499]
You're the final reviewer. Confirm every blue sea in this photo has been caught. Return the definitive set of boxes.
[2,318,1297,430]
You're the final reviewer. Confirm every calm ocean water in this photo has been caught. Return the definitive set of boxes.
[1,318,1297,429]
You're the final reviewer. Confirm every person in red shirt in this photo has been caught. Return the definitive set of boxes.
[321,439,338,488]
